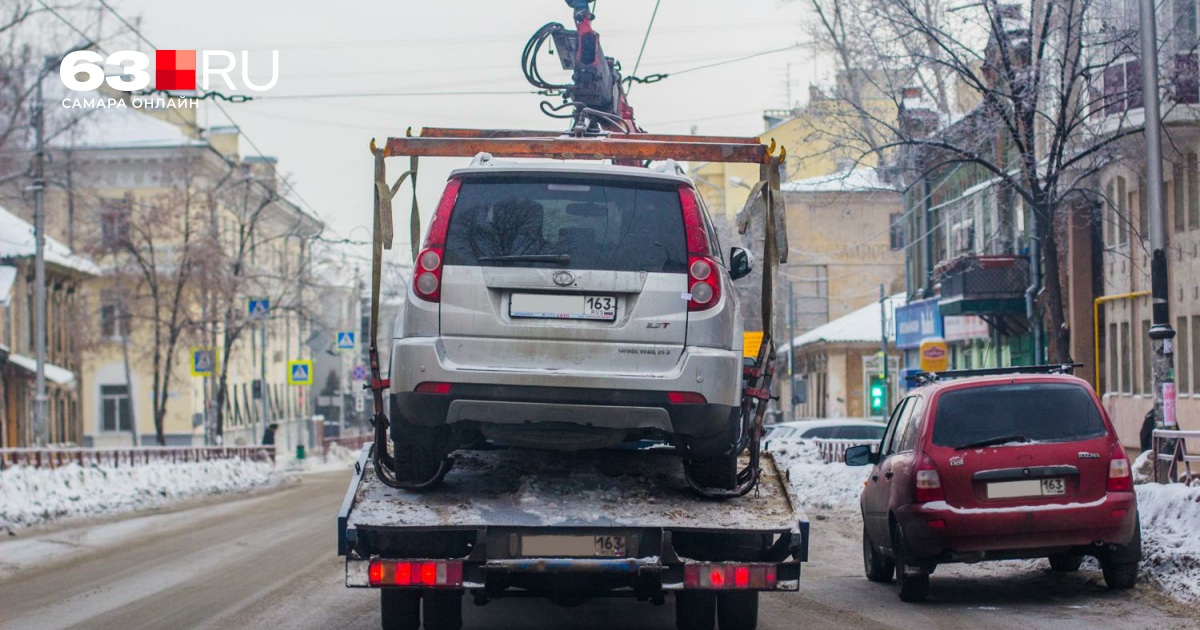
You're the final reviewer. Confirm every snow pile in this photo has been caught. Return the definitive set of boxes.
[1132,449,1155,484]
[769,438,868,513]
[277,442,361,475]
[1136,482,1200,603]
[0,459,276,531]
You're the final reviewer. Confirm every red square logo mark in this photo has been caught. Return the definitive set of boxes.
[156,50,196,90]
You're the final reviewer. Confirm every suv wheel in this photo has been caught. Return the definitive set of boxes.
[1102,518,1141,590]
[863,526,895,583]
[1048,553,1084,572]
[685,454,739,491]
[892,525,930,602]
[392,418,452,487]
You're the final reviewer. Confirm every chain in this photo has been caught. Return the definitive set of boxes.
[136,89,255,103]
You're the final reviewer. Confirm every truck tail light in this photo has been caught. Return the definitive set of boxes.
[683,563,777,589]
[368,559,463,588]
[1107,442,1133,492]
[914,454,944,503]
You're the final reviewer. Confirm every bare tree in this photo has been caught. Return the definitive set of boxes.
[795,0,1186,362]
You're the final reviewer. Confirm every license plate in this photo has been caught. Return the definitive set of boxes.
[520,535,625,557]
[510,293,616,321]
[987,478,1067,499]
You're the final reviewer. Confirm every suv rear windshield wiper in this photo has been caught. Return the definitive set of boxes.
[477,254,571,265]
[954,434,1032,450]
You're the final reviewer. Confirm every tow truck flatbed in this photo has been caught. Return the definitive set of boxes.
[338,445,808,629]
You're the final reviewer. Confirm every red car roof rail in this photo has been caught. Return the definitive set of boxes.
[910,363,1084,386]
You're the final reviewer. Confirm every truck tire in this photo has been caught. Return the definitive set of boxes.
[675,591,716,630]
[686,454,738,491]
[423,590,463,630]
[392,419,451,487]
[893,525,929,603]
[380,590,419,630]
[863,526,895,583]
[716,591,758,630]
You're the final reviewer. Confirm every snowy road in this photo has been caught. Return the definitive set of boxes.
[0,470,1196,630]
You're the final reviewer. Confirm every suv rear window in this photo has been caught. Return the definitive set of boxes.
[931,383,1107,448]
[443,175,687,272]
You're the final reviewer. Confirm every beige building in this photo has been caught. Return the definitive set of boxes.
[16,95,327,447]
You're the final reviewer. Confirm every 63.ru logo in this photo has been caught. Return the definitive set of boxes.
[60,49,279,92]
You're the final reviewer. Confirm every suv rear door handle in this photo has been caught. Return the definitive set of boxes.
[884,471,894,479]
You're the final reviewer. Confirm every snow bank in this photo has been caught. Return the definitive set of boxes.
[0,459,276,532]
[277,442,361,475]
[1136,482,1200,603]
[769,438,868,513]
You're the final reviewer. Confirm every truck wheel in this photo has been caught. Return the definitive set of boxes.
[1048,553,1084,572]
[863,526,895,583]
[893,525,930,603]
[685,455,738,491]
[423,590,463,630]
[380,590,419,630]
[716,591,758,630]
[392,419,451,487]
[675,591,716,630]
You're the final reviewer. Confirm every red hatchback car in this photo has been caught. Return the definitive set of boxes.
[845,368,1140,602]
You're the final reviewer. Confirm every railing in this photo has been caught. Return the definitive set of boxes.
[809,438,878,464]
[0,446,275,470]
[936,255,1031,302]
[323,433,372,458]
[1151,429,1200,484]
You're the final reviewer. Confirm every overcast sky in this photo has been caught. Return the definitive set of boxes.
[99,0,820,258]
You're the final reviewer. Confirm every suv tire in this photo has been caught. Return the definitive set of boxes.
[392,418,451,487]
[685,454,739,491]
[893,525,930,603]
[1048,553,1084,572]
[863,526,895,583]
[1102,518,1141,590]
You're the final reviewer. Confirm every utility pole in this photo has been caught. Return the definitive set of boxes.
[1139,0,1177,477]
[31,57,49,447]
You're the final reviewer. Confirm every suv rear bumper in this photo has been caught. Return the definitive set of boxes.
[895,492,1139,560]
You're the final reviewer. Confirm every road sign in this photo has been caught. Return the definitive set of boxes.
[190,347,216,377]
[743,331,763,359]
[351,365,369,381]
[288,360,313,385]
[336,331,356,350]
[248,298,270,321]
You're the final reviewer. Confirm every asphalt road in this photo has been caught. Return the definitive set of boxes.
[0,469,1195,630]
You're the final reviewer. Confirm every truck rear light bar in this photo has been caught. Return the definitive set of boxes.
[683,563,777,590]
[368,559,463,588]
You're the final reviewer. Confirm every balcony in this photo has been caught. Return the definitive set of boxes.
[936,254,1030,317]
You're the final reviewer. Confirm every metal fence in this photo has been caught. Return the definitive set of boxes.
[323,433,372,458]
[0,446,275,470]
[808,438,877,464]
[1151,429,1200,484]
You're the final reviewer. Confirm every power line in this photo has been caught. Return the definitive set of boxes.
[256,89,540,101]
[626,0,662,96]
[95,0,151,49]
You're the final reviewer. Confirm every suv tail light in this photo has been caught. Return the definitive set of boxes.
[914,454,944,503]
[411,179,462,303]
[678,187,721,312]
[1107,441,1133,492]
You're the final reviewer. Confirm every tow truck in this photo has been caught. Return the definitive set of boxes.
[338,2,805,628]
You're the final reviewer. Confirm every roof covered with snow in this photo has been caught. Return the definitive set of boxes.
[0,206,99,275]
[2,347,76,386]
[781,167,896,193]
[781,294,905,352]
[49,95,206,151]
[0,265,15,307]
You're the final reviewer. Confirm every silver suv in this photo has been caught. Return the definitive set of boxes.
[390,154,753,489]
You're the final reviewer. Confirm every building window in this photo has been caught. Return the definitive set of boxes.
[1117,177,1129,245]
[1106,180,1116,246]
[1189,152,1199,229]
[1120,321,1132,393]
[100,384,133,432]
[1193,315,1200,394]
[99,297,130,339]
[889,213,904,250]
[1109,322,1119,393]
[1178,316,1190,395]
[1137,185,1147,238]
[99,198,131,248]
[1142,320,1152,394]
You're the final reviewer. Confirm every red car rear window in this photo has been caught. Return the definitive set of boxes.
[931,383,1107,448]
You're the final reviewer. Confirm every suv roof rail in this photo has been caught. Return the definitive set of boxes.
[909,363,1084,386]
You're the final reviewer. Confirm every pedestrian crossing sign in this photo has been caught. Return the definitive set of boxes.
[191,347,217,377]
[287,360,313,385]
[336,331,356,350]
[248,298,270,320]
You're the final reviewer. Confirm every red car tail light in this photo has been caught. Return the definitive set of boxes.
[1107,442,1133,492]
[678,187,722,312]
[411,178,462,304]
[914,454,945,503]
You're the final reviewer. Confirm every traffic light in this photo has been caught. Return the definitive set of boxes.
[868,374,888,416]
